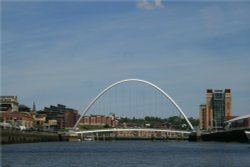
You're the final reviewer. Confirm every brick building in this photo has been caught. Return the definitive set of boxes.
[79,114,118,127]
[38,104,78,130]
[199,89,232,130]
[0,111,34,129]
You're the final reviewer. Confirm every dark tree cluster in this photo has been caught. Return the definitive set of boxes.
[119,116,199,130]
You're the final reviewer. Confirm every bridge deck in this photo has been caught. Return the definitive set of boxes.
[75,128,191,134]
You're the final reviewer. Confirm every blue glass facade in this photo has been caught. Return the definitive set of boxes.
[213,90,225,128]
[199,89,232,130]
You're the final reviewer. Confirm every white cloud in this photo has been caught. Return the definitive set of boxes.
[155,0,164,8]
[136,0,164,10]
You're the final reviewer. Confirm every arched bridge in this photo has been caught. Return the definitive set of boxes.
[73,79,194,136]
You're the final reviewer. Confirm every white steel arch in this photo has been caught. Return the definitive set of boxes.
[73,79,194,130]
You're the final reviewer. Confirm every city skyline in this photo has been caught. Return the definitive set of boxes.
[2,1,250,118]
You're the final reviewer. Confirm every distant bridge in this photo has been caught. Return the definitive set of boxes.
[74,78,194,132]
[75,128,191,134]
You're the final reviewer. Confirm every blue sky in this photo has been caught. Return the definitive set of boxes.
[1,0,250,118]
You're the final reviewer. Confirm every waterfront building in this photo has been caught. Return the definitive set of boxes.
[0,96,35,130]
[32,113,46,130]
[79,114,118,127]
[199,104,206,130]
[0,96,19,112]
[199,89,232,130]
[38,104,79,130]
[0,111,34,129]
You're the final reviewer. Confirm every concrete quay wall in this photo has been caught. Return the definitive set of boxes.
[201,130,249,143]
[1,129,60,144]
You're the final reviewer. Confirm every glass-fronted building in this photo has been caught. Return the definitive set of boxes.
[213,90,225,129]
[199,89,232,130]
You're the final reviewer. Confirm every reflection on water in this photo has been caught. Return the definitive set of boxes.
[2,141,250,167]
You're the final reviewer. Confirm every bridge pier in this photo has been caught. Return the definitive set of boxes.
[95,133,99,141]
[80,133,83,141]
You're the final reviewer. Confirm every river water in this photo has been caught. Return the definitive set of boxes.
[1,141,250,167]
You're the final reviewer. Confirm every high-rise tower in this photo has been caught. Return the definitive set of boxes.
[199,89,232,130]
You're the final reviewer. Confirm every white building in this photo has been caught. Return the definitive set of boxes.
[0,96,19,112]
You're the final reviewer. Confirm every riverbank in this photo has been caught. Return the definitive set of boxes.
[2,129,249,144]
[201,129,249,143]
[1,129,188,144]
[189,129,250,143]
[1,129,60,144]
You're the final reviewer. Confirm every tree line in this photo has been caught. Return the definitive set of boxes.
[119,116,199,130]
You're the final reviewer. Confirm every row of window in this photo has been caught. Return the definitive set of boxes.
[5,117,23,120]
